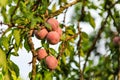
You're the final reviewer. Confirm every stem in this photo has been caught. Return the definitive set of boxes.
[57,9,68,60]
[10,0,20,25]
[46,0,80,18]
[77,22,83,80]
[117,37,120,79]
[27,30,37,80]
[83,14,109,72]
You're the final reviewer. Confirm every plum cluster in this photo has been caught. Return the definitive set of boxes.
[34,18,62,70]
[34,18,62,45]
[37,48,58,70]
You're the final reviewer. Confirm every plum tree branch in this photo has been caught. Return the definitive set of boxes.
[76,0,86,79]
[82,0,119,73]
[118,45,120,80]
[27,30,37,80]
[46,0,80,18]
[57,8,68,60]
[82,14,109,73]
[76,22,83,80]
[10,0,20,25]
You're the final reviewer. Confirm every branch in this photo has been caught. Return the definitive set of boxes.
[10,0,20,25]
[76,22,83,80]
[82,14,109,72]
[57,9,68,60]
[46,0,80,18]
[109,0,119,9]
[109,8,120,33]
[27,30,37,80]
[82,1,119,72]
[76,0,86,79]
[118,44,120,79]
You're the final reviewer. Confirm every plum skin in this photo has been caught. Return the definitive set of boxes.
[46,31,60,45]
[47,18,59,31]
[35,28,48,40]
[45,56,58,70]
[37,49,48,60]
[113,36,120,44]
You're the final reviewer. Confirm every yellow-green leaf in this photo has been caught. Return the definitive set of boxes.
[89,15,96,29]
[52,3,56,12]
[13,29,21,46]
[80,49,84,57]
[0,0,8,7]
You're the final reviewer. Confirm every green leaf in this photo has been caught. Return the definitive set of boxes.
[89,14,96,29]
[80,49,84,57]
[65,48,70,56]
[35,73,42,80]
[24,37,30,52]
[13,44,19,54]
[13,29,21,46]
[44,71,52,80]
[44,22,52,31]
[0,48,7,68]
[1,7,9,23]
[52,3,56,12]
[9,6,16,15]
[0,0,8,7]
[49,48,57,56]
[41,40,49,51]
[61,55,66,65]
[0,74,3,80]
[66,26,76,36]
[81,32,89,41]
[10,52,19,56]
[0,36,9,50]
[8,60,19,77]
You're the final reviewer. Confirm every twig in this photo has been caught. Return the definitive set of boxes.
[27,30,37,80]
[10,0,20,25]
[46,0,80,18]
[77,22,83,80]
[82,14,109,73]
[31,0,41,11]
[65,32,79,41]
[109,0,119,9]
[63,9,68,24]
[76,0,86,79]
[109,8,120,33]
[82,1,119,72]
[57,8,68,60]
[57,42,66,60]
[118,45,120,80]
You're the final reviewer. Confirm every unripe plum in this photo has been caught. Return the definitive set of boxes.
[35,28,48,40]
[56,27,62,37]
[47,18,59,31]
[46,31,60,45]
[113,36,120,44]
[37,49,48,60]
[45,56,58,70]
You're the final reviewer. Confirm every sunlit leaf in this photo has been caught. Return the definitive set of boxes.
[0,48,7,68]
[80,49,84,57]
[44,71,52,80]
[0,0,8,7]
[49,48,57,56]
[24,37,30,52]
[89,14,96,29]
[52,3,56,12]
[13,29,21,46]
[0,36,9,50]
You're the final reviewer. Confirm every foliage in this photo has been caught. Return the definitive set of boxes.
[0,0,120,80]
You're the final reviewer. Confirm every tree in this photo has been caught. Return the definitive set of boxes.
[0,0,120,80]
